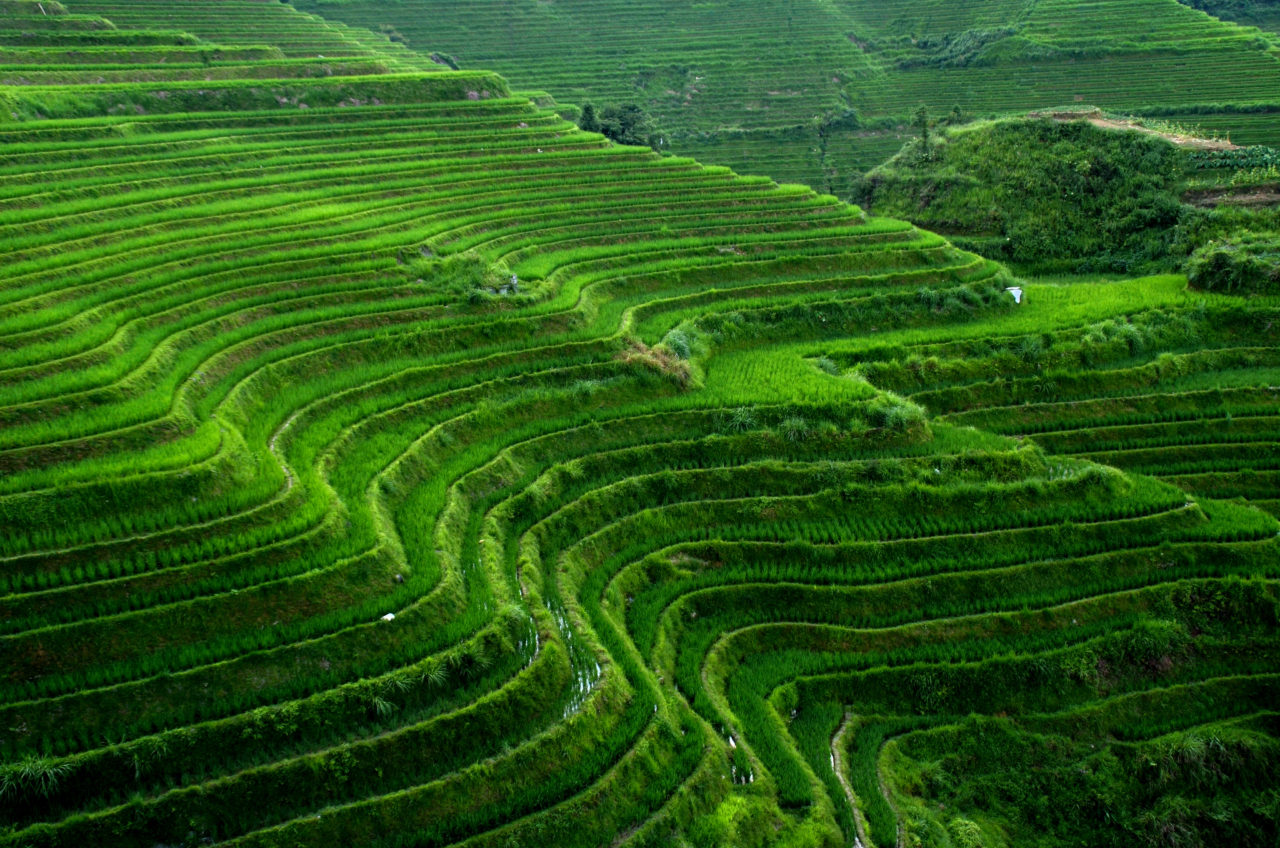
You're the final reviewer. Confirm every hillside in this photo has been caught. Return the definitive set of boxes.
[1,2,1279,848]
[291,0,1280,195]
[854,113,1280,276]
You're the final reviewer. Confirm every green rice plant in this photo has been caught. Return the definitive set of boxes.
[0,755,73,801]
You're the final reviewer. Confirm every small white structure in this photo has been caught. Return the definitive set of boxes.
[381,613,396,622]
[1006,286,1024,304]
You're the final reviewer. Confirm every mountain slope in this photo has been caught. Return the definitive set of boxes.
[292,0,1280,193]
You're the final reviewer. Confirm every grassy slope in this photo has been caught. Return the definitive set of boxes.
[854,114,1280,276]
[0,3,1277,848]
[291,0,1280,194]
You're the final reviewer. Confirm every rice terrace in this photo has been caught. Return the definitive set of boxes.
[1,0,1279,846]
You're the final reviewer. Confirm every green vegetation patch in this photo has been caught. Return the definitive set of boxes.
[856,117,1188,273]
[1187,230,1280,293]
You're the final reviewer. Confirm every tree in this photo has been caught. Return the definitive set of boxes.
[914,105,931,146]
[578,102,600,134]
[598,103,657,148]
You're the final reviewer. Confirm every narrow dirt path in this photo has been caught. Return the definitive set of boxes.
[831,711,869,848]
[1032,108,1239,150]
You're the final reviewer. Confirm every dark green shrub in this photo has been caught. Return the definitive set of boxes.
[1186,232,1280,294]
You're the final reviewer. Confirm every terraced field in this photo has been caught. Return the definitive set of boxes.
[1,2,1278,847]
[292,0,1280,193]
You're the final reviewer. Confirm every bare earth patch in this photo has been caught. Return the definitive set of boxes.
[1031,108,1239,150]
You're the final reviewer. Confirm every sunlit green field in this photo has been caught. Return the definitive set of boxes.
[0,2,1277,847]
